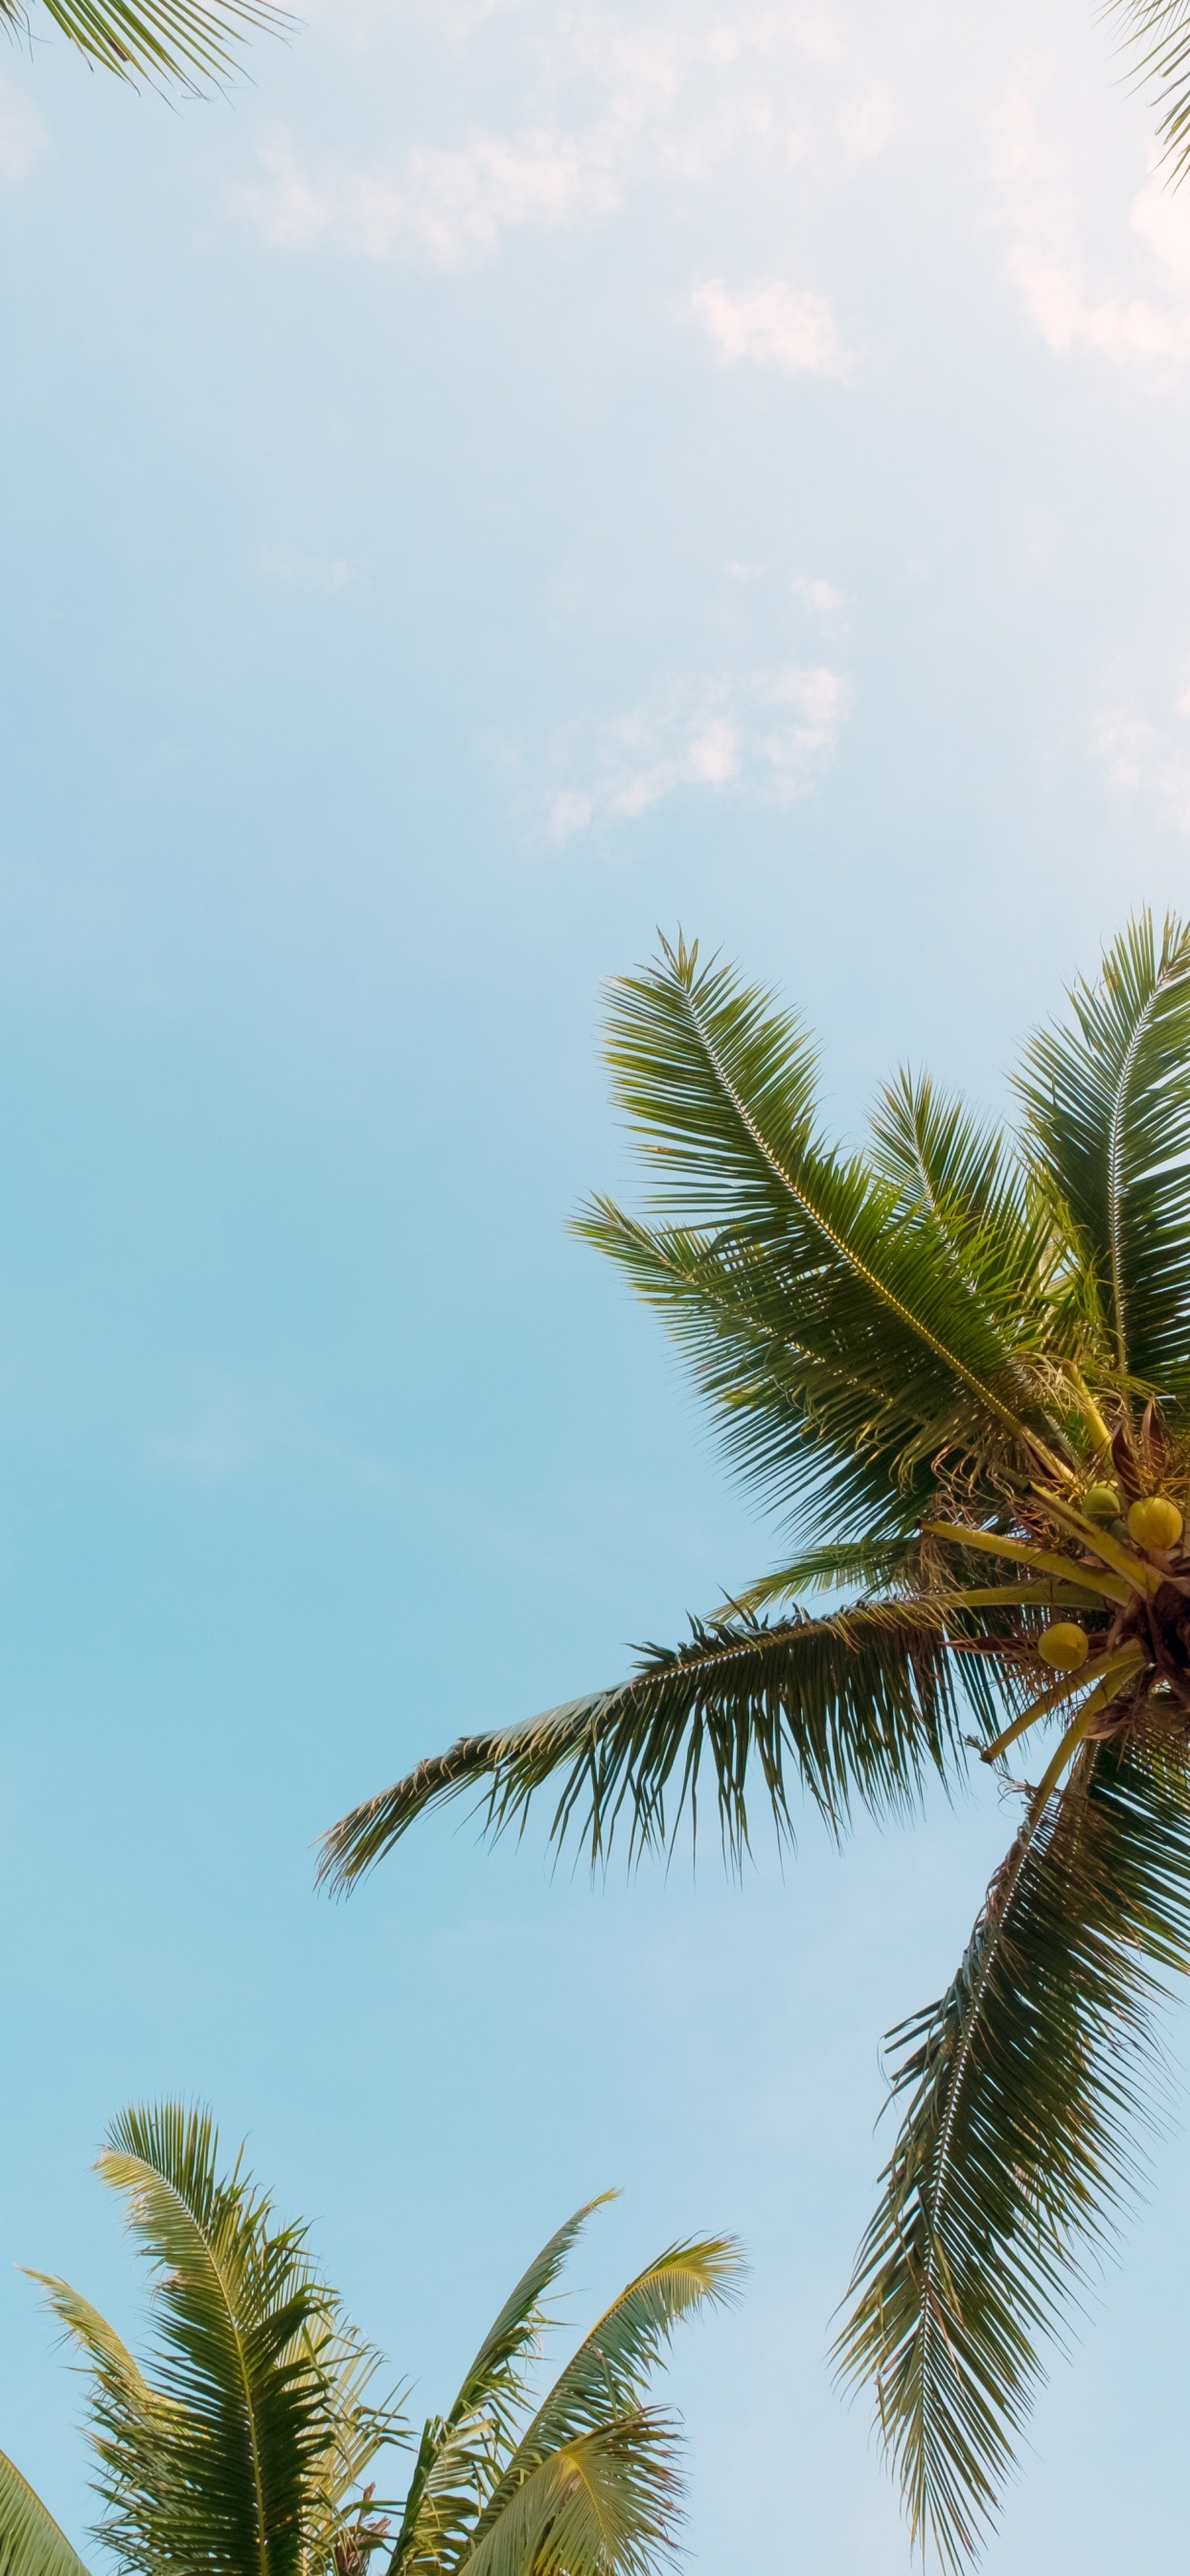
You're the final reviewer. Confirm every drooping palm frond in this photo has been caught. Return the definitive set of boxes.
[2,0,288,90]
[1017,913,1190,1403]
[835,1722,1190,2570]
[37,2104,403,2576]
[0,2454,90,2576]
[318,1596,987,1891]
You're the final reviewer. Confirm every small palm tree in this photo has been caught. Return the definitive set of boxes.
[0,2104,740,2576]
[324,914,1190,2564]
[4,0,283,98]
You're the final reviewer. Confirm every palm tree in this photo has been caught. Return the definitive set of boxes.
[0,2103,740,2576]
[323,913,1190,2566]
[3,0,284,98]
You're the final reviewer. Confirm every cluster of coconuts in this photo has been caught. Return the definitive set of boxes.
[1037,1486,1185,1672]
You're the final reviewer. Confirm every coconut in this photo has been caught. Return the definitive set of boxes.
[1083,1482,1122,1523]
[1126,1494,1183,1552]
[1038,1622,1090,1671]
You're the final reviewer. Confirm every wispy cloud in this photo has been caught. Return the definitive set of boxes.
[1092,680,1190,830]
[258,544,364,593]
[0,78,48,188]
[536,664,852,843]
[691,277,849,376]
[232,4,897,266]
[993,76,1190,372]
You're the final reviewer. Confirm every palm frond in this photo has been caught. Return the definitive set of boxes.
[62,2104,400,2576]
[3,0,289,91]
[462,2418,679,2576]
[319,1598,981,1891]
[835,1722,1190,2569]
[1108,0,1190,174]
[588,940,1072,1496]
[465,2238,741,2566]
[0,2452,91,2576]
[389,2202,611,2576]
[1016,912,1190,1406]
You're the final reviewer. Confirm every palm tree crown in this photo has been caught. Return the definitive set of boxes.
[323,913,1190,2565]
[0,2104,740,2576]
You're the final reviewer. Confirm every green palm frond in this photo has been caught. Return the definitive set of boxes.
[587,939,1073,1502]
[41,2104,402,2576]
[319,1597,983,1890]
[390,2201,612,2576]
[0,2453,90,2576]
[835,1723,1190,2570]
[462,2419,678,2576]
[465,2239,740,2565]
[1017,913,1190,1400]
[2,0,288,91]
[1109,0,1190,173]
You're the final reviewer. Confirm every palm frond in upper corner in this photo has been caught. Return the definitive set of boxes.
[1016,912,1190,1402]
[2,0,290,93]
[1107,0,1190,174]
[835,1723,1190,2570]
[0,2453,91,2576]
[318,1596,976,1892]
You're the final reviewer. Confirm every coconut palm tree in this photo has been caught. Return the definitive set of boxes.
[0,2103,739,2576]
[1113,0,1190,171]
[3,0,283,97]
[323,913,1190,2566]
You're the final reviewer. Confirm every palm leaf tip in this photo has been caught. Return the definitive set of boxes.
[317,1733,510,1893]
[26,0,292,90]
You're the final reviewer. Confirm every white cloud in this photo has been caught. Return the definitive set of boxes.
[258,544,364,593]
[1092,688,1190,831]
[691,277,849,376]
[792,572,847,614]
[540,663,852,842]
[232,4,897,266]
[0,78,48,188]
[993,79,1190,372]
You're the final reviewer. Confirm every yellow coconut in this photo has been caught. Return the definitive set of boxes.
[1083,1482,1122,1523]
[1038,1622,1090,1671]
[1126,1495,1183,1552]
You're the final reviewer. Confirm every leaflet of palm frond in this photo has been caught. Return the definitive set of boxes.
[835,1726,1190,2572]
[26,0,289,87]
[0,2452,91,2576]
[463,2418,679,2576]
[1017,912,1190,1399]
[318,1598,981,1891]
[596,944,1074,1481]
[45,2104,401,2576]
[467,2239,740,2561]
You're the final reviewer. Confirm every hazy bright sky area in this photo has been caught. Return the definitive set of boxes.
[4,0,1190,2566]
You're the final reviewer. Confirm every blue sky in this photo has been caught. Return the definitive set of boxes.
[3,0,1190,2566]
